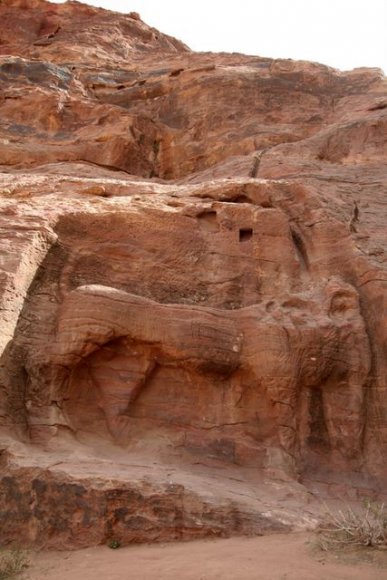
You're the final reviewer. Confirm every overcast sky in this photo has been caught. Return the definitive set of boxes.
[51,0,386,73]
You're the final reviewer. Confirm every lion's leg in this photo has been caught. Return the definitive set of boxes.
[322,324,369,465]
[265,377,300,473]
[89,347,155,442]
[322,375,364,462]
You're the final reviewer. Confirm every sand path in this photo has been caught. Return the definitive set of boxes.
[28,532,387,580]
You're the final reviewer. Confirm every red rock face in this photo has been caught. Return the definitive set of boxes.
[0,0,386,549]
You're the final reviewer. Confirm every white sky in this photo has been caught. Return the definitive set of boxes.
[51,0,387,73]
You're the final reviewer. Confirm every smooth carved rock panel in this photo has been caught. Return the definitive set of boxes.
[17,278,370,478]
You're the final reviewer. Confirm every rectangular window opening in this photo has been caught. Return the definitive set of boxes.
[239,228,253,242]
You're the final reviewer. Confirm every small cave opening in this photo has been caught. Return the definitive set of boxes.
[239,228,253,242]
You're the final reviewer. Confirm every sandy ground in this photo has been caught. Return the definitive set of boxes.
[27,532,387,580]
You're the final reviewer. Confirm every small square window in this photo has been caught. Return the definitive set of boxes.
[239,228,253,242]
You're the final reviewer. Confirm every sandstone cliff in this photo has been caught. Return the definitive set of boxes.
[0,0,386,549]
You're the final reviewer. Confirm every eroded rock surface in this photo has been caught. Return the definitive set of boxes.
[0,0,386,549]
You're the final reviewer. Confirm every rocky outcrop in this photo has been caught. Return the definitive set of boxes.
[0,453,296,549]
[0,0,386,549]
